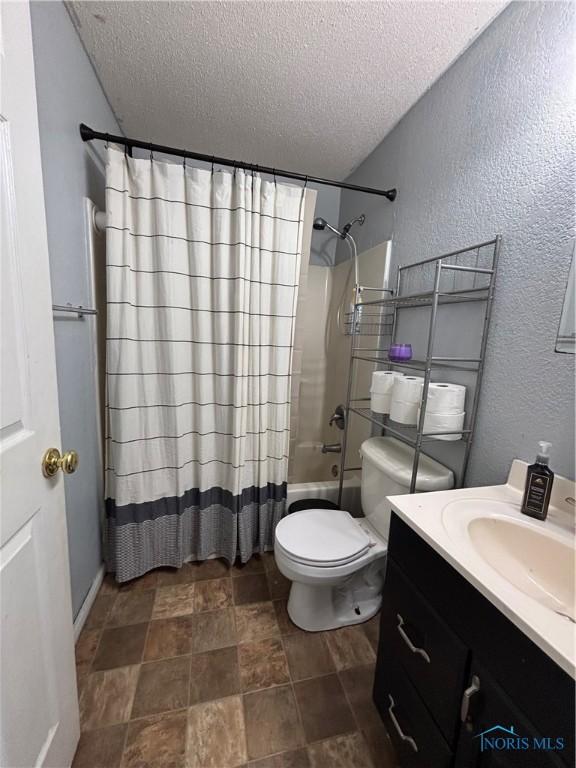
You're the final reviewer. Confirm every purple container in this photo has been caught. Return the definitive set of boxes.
[389,343,413,362]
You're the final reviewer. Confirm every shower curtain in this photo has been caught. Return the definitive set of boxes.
[104,148,314,581]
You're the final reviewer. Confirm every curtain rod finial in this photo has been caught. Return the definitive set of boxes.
[79,123,93,142]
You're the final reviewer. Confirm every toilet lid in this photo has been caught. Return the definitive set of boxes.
[275,508,371,565]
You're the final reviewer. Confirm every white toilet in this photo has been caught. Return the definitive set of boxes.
[274,436,454,631]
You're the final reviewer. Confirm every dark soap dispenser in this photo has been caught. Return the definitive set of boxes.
[521,441,554,521]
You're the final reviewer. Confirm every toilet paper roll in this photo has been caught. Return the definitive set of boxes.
[370,391,392,414]
[391,375,424,404]
[426,383,466,414]
[420,410,465,441]
[371,370,403,395]
[389,399,420,425]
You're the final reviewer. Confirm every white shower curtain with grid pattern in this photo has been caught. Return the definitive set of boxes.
[104,148,310,581]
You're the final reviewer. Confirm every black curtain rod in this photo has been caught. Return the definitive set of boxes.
[79,123,397,201]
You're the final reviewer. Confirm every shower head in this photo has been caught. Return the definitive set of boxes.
[313,214,366,239]
[313,217,343,237]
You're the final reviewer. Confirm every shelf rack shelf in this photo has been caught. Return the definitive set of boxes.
[348,405,472,445]
[337,236,501,502]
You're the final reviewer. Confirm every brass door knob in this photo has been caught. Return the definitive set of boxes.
[42,448,79,477]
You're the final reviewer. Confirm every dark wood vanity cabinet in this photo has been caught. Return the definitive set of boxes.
[373,514,575,768]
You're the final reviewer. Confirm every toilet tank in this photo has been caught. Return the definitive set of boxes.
[360,436,454,540]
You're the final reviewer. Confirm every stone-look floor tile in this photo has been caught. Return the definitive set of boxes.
[187,695,247,768]
[131,656,190,719]
[235,602,280,643]
[293,674,356,743]
[76,628,101,668]
[188,558,230,581]
[283,633,335,682]
[107,590,155,628]
[338,665,381,730]
[93,624,148,671]
[156,564,196,587]
[261,553,277,572]
[144,617,192,661]
[324,627,376,671]
[189,608,237,654]
[306,732,373,768]
[238,637,290,692]
[273,601,305,636]
[232,556,265,577]
[243,685,305,760]
[122,710,187,768]
[76,665,91,698]
[233,574,271,605]
[119,570,159,592]
[153,584,195,620]
[362,724,398,768]
[362,614,380,653]
[84,594,116,630]
[247,749,311,768]
[189,647,240,705]
[265,565,291,601]
[193,577,233,613]
[80,666,140,731]
[72,723,127,768]
[99,574,122,596]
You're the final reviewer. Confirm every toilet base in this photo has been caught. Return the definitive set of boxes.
[286,563,384,631]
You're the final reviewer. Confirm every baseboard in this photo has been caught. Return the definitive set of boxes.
[73,564,105,642]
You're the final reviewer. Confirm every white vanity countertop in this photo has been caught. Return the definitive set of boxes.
[386,460,576,679]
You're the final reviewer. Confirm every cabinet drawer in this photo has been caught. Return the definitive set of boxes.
[374,653,452,768]
[380,559,469,744]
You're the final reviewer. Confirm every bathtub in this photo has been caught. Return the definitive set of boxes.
[286,474,362,516]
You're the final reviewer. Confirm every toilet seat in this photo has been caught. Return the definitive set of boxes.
[275,508,372,567]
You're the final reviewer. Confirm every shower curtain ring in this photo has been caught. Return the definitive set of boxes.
[211,156,215,175]
[273,168,277,187]
[149,142,153,162]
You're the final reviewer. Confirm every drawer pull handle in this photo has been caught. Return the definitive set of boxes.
[388,694,418,753]
[460,674,481,722]
[396,614,431,664]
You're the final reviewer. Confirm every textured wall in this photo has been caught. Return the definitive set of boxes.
[337,2,575,484]
[30,1,120,617]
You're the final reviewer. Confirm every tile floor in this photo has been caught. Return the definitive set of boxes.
[73,553,398,768]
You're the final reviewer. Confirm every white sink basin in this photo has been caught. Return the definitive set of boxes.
[442,499,575,622]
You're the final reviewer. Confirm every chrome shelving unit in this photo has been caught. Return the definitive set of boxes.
[337,236,501,503]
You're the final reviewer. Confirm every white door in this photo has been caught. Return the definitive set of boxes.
[0,2,80,767]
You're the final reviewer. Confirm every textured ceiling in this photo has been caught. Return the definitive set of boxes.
[69,1,506,180]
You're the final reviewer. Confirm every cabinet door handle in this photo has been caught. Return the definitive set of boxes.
[460,675,481,722]
[396,614,431,664]
[387,695,418,753]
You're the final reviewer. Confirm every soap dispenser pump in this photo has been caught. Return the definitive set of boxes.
[521,441,554,521]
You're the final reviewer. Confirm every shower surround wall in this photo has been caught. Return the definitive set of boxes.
[289,242,391,485]
[337,1,575,484]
